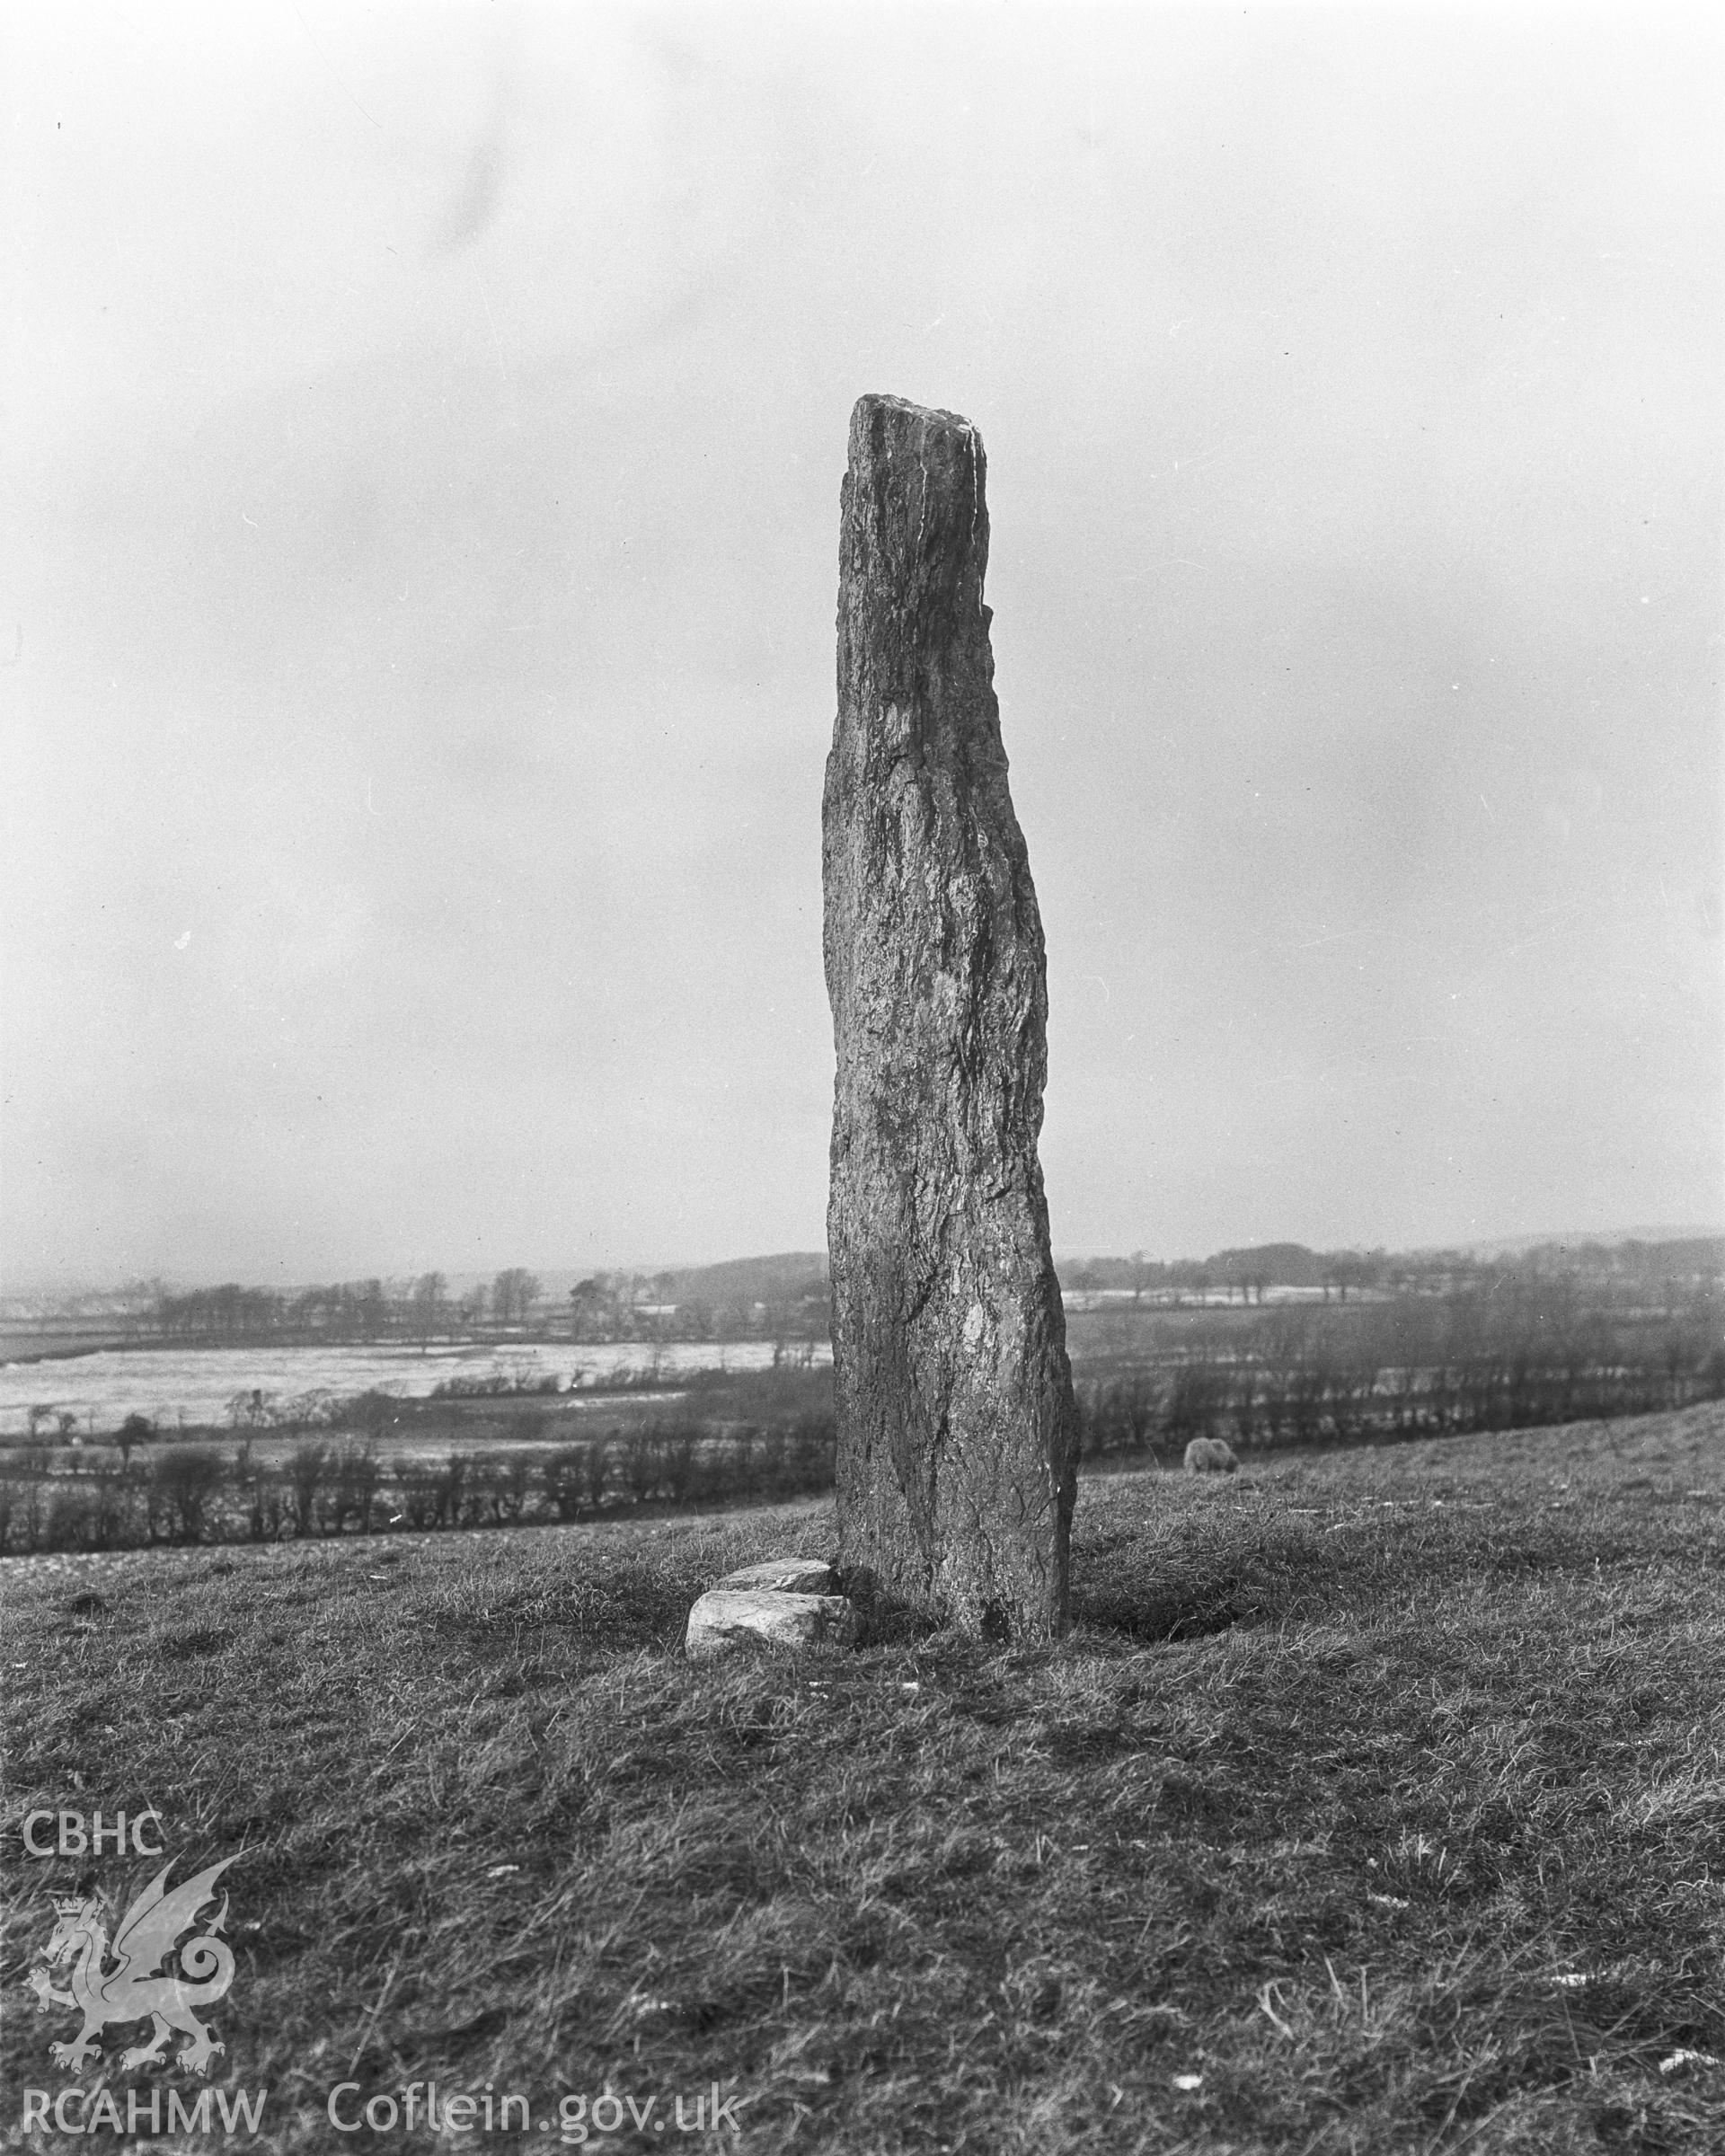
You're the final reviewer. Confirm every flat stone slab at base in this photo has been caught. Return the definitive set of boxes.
[686,1588,858,1662]
[714,1558,836,1595]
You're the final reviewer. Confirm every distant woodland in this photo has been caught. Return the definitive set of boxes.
[4,1237,1718,1348]
[0,1238,1719,1554]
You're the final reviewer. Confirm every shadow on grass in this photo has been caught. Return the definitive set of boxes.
[1071,1497,1320,1642]
[833,1567,944,1649]
[1072,1570,1270,1642]
[833,1560,1264,1650]
[1066,1461,1663,1648]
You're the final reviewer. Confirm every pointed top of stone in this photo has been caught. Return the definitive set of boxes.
[850,391,978,438]
[840,394,989,641]
[846,394,984,482]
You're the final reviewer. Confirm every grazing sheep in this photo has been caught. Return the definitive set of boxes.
[1183,1436,1239,1475]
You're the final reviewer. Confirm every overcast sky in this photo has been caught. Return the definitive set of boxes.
[3,2,1721,1290]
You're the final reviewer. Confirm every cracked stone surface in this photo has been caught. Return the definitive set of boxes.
[822,392,1079,1640]
[685,1588,858,1662]
[713,1558,836,1595]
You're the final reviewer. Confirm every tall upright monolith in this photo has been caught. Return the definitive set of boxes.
[823,393,1079,1639]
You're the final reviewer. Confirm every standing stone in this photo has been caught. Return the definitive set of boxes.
[823,393,1079,1639]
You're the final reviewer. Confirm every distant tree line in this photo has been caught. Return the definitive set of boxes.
[4,1261,1721,1551]
[84,1238,1725,1350]
[0,1410,836,1555]
[1076,1283,1725,1457]
[144,1267,832,1350]
[1067,1237,1725,1313]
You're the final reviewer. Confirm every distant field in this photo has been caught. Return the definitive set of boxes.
[0,1369,840,1552]
[0,1325,136,1368]
[4,1404,1723,2152]
[0,1339,829,1439]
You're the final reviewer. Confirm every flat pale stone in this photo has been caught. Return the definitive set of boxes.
[715,1557,836,1595]
[685,1588,858,1662]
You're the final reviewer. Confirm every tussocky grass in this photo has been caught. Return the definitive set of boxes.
[2,1404,1723,2153]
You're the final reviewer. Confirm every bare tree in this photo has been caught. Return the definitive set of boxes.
[491,1268,542,1331]
[569,1277,613,1342]
[115,1413,154,1469]
[411,1272,447,1350]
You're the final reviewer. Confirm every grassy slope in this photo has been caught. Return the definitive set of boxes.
[3,1407,1723,2154]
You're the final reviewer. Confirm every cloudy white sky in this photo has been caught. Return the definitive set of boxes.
[2,2,1721,1290]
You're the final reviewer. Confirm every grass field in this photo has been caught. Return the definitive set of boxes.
[4,1405,1724,2152]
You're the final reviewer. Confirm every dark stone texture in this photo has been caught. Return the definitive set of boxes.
[822,393,1079,1639]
